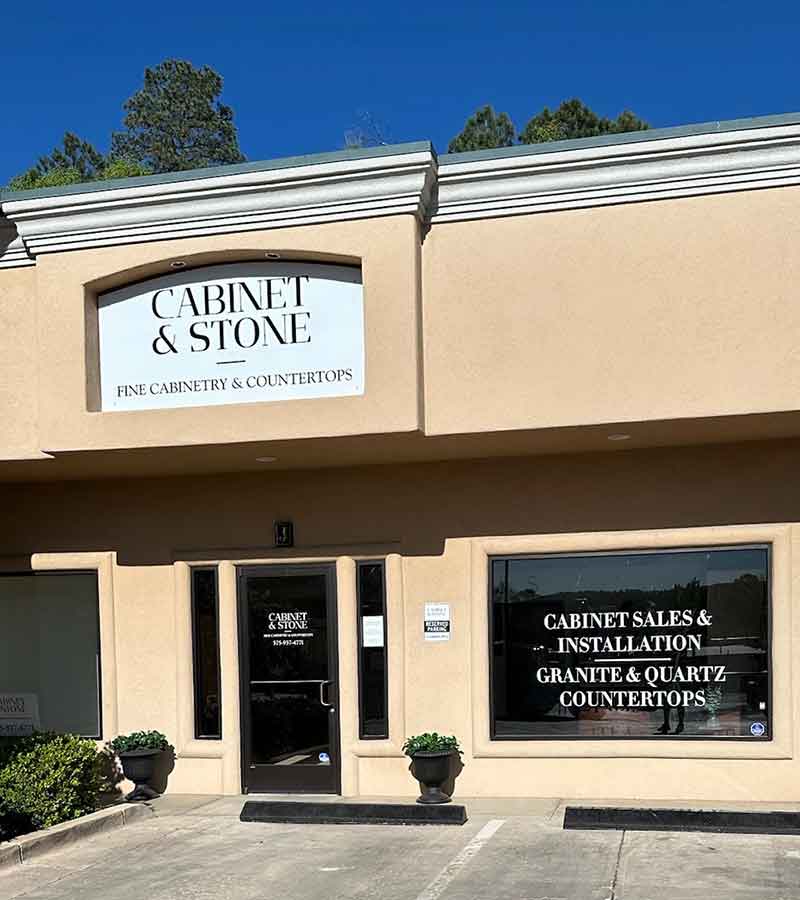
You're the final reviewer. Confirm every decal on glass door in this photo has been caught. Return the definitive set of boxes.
[264,610,313,647]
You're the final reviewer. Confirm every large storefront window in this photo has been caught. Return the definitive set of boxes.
[490,546,770,740]
[0,572,101,738]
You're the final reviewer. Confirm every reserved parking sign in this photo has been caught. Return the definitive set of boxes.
[424,603,451,642]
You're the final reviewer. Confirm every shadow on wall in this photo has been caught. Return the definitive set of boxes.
[2,439,800,567]
[0,224,13,255]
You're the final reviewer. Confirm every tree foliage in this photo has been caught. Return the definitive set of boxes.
[8,132,105,190]
[8,165,85,191]
[110,60,245,173]
[448,105,516,153]
[448,98,649,153]
[8,141,151,191]
[519,98,649,144]
[6,59,244,190]
[37,132,105,180]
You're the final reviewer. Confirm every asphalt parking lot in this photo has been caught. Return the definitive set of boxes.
[2,796,800,900]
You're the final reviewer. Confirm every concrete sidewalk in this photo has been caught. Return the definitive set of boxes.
[1,795,799,899]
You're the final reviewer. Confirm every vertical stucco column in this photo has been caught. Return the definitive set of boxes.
[174,562,194,753]
[218,561,242,794]
[336,556,358,796]
[173,562,226,792]
[385,552,406,745]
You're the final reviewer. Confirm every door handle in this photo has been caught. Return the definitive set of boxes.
[319,680,334,708]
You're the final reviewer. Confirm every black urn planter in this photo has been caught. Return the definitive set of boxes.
[410,750,454,804]
[119,749,161,802]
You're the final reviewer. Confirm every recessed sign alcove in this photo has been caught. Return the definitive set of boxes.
[97,262,364,411]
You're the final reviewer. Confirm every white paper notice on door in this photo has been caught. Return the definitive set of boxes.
[362,615,385,648]
[424,603,451,642]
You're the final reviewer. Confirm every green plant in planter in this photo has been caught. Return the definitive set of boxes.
[109,731,172,802]
[402,733,462,805]
[109,731,171,754]
[402,733,462,756]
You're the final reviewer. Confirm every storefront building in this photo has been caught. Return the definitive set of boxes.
[1,112,800,801]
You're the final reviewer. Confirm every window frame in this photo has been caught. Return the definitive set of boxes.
[488,543,773,742]
[356,559,389,740]
[0,569,103,740]
[190,566,222,740]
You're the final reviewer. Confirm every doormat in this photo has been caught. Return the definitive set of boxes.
[563,806,800,835]
[240,800,467,826]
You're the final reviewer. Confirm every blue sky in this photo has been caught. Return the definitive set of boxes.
[2,0,800,184]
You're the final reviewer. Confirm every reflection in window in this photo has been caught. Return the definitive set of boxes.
[192,567,222,739]
[0,572,101,737]
[490,546,770,740]
[357,561,388,739]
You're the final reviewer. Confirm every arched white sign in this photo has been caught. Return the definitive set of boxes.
[98,262,364,411]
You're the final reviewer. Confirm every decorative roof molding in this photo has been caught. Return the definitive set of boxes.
[4,115,800,263]
[0,218,34,268]
[434,118,800,222]
[0,144,437,258]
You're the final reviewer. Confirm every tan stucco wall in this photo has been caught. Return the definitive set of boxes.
[3,439,800,802]
[4,185,800,462]
[0,266,39,457]
[4,151,800,802]
[5,214,422,454]
[423,187,800,435]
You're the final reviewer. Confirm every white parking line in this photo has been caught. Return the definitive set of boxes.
[414,819,507,900]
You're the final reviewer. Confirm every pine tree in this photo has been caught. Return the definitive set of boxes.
[448,105,516,153]
[110,60,245,173]
[519,98,648,144]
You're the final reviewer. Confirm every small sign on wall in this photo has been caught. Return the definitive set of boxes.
[424,603,451,642]
[0,693,40,737]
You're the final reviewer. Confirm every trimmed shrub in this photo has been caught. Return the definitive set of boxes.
[0,733,103,831]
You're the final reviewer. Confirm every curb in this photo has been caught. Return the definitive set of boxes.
[0,803,154,870]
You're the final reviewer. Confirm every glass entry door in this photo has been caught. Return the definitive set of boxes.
[238,565,340,793]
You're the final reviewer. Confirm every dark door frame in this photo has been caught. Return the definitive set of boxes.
[236,563,341,794]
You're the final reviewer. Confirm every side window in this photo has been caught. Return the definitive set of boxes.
[357,561,388,739]
[191,567,222,739]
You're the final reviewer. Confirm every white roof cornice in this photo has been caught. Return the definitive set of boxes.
[1,144,436,258]
[434,119,800,222]
[4,115,800,265]
[0,218,34,268]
